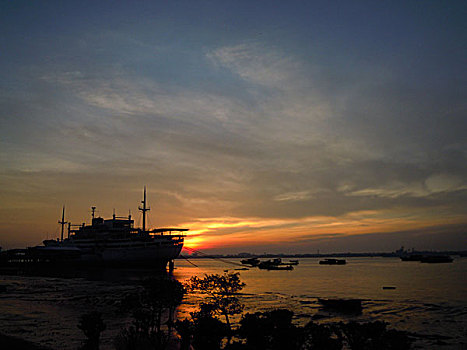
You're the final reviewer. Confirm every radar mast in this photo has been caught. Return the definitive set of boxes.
[58,205,67,241]
[138,186,150,233]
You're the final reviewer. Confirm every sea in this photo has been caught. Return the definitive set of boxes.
[0,256,466,349]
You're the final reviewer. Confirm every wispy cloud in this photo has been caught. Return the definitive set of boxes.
[274,191,312,202]
[207,43,304,89]
[340,173,466,199]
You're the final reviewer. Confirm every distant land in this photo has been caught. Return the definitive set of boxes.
[181,249,467,259]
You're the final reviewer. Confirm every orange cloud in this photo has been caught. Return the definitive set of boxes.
[179,208,467,252]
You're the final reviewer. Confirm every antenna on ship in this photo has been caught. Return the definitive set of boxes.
[138,186,150,233]
[91,206,96,219]
[58,205,68,241]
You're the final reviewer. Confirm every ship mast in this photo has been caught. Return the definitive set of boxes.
[58,205,67,241]
[138,186,150,233]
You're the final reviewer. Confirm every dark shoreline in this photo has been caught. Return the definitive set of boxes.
[183,250,467,259]
[0,333,51,350]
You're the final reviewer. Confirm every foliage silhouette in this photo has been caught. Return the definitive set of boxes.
[301,322,342,350]
[114,277,185,350]
[337,321,412,350]
[230,311,412,350]
[77,311,106,350]
[173,319,193,350]
[189,303,228,350]
[187,272,245,333]
[237,309,302,350]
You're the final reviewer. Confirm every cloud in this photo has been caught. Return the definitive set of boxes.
[207,43,303,89]
[425,173,465,193]
[340,173,467,199]
[274,191,312,202]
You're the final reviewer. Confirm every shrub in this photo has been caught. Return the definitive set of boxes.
[77,311,106,350]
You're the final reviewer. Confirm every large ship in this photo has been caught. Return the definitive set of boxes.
[6,188,187,269]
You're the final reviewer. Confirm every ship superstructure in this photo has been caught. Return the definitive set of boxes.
[33,187,187,268]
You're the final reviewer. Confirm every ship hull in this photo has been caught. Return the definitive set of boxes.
[66,236,184,268]
[16,236,185,270]
[79,243,183,267]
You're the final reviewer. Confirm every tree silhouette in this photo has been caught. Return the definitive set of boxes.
[77,311,106,350]
[114,277,185,350]
[187,272,245,332]
[238,309,302,350]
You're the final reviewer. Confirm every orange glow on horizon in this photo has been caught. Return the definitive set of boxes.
[183,234,209,251]
[178,210,467,252]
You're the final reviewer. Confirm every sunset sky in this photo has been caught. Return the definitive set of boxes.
[1,1,466,254]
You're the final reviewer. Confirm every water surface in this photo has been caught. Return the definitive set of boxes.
[0,256,465,349]
[174,256,467,349]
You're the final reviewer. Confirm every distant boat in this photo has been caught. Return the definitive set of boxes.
[400,254,424,261]
[400,254,453,263]
[319,258,346,265]
[420,255,453,263]
[258,263,294,270]
[240,257,260,266]
[268,264,294,270]
[318,298,362,314]
[258,258,294,270]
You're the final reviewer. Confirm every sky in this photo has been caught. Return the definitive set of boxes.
[0,1,466,254]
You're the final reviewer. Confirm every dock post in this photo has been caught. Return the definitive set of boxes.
[169,259,174,272]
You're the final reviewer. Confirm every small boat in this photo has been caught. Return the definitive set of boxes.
[258,259,294,270]
[240,257,260,266]
[270,265,293,270]
[288,260,299,265]
[400,254,424,261]
[420,255,453,263]
[319,258,346,265]
[258,263,294,270]
[270,258,283,265]
[318,298,362,314]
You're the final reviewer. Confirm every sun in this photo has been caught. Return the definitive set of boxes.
[183,235,206,251]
